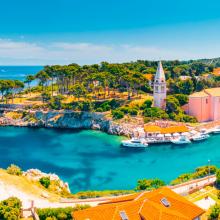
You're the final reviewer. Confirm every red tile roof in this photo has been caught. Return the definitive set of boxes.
[72,187,205,220]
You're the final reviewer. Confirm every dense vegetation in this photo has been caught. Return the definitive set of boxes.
[0,197,22,220]
[0,59,220,123]
[136,178,165,190]
[170,165,217,185]
[209,204,220,219]
[72,190,135,199]
[136,165,219,190]
[37,205,90,220]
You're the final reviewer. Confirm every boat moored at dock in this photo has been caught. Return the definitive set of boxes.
[171,136,191,145]
[121,138,148,148]
[192,133,210,142]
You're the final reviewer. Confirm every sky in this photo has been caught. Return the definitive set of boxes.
[1,0,220,65]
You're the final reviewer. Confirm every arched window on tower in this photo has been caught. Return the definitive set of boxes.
[161,86,165,93]
[155,86,159,92]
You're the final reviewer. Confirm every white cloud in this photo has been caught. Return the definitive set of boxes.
[0,38,218,65]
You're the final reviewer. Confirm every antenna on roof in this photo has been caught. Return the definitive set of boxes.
[119,211,129,220]
[161,198,171,207]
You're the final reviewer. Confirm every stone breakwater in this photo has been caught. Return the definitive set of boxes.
[0,109,139,136]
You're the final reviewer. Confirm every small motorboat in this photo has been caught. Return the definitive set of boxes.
[121,138,148,148]
[192,133,210,142]
[212,126,220,134]
[171,136,191,145]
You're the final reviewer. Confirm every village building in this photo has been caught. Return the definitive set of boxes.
[153,61,167,109]
[179,75,192,81]
[73,187,204,220]
[187,88,220,122]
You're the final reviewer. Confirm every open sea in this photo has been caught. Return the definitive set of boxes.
[0,66,43,81]
[0,66,219,193]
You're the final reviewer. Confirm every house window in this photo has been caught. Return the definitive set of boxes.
[206,99,208,104]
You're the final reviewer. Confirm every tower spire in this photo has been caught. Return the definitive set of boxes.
[153,61,167,109]
[154,61,165,82]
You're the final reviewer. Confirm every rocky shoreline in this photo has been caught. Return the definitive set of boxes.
[0,109,140,137]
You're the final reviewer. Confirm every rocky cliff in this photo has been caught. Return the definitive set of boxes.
[0,110,135,136]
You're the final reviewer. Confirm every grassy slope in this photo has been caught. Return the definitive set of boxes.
[0,169,61,202]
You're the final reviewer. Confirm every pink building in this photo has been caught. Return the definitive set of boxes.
[188,88,220,122]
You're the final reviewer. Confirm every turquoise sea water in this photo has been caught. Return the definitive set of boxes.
[0,126,219,193]
[0,66,218,193]
[0,66,42,81]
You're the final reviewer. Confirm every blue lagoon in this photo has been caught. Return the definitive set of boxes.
[0,126,219,192]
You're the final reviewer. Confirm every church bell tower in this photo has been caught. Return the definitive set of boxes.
[153,61,166,109]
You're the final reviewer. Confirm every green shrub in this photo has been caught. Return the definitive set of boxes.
[37,205,90,220]
[74,190,134,199]
[136,178,165,191]
[112,109,124,119]
[217,190,220,200]
[42,91,51,103]
[45,217,57,220]
[39,177,51,189]
[173,94,189,106]
[0,197,22,220]
[81,101,94,111]
[143,107,169,119]
[182,114,197,123]
[208,204,220,219]
[192,165,217,179]
[96,107,104,112]
[170,173,193,185]
[49,95,64,110]
[57,212,67,220]
[216,169,220,186]
[6,164,22,176]
[128,108,138,116]
[140,100,152,110]
[171,165,217,185]
[119,106,130,114]
[99,103,111,111]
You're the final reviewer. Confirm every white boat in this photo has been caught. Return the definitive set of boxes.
[212,126,220,134]
[171,136,191,145]
[121,138,148,148]
[192,133,210,141]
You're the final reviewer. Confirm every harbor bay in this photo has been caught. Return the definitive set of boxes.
[0,126,219,193]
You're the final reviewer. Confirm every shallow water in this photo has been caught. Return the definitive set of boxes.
[0,126,219,192]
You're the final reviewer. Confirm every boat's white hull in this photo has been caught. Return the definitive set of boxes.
[121,142,148,148]
[171,140,191,145]
[192,135,209,141]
